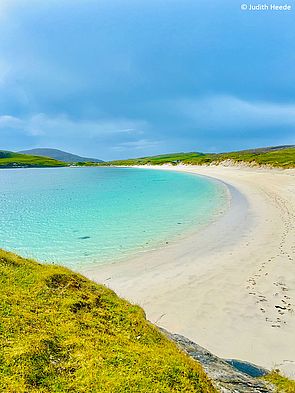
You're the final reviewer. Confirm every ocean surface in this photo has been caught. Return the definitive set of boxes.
[0,167,228,269]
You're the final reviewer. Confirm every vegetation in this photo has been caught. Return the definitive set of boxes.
[2,145,294,169]
[101,146,295,169]
[0,249,216,393]
[264,370,295,392]
[0,151,65,168]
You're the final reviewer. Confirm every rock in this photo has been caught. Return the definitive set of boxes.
[225,359,269,378]
[161,329,275,393]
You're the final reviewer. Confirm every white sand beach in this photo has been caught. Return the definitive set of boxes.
[84,164,295,378]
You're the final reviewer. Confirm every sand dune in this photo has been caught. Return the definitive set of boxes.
[84,164,295,378]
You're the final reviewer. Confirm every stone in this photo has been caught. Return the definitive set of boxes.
[161,329,275,393]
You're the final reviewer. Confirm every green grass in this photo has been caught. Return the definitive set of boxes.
[207,147,295,168]
[0,249,216,393]
[2,146,294,169]
[264,370,295,392]
[99,152,208,166]
[101,147,295,169]
[0,151,65,168]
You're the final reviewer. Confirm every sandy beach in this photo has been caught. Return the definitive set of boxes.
[84,164,295,378]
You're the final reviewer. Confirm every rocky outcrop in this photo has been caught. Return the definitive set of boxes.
[162,330,275,393]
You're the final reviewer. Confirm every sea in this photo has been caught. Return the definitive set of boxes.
[0,167,228,269]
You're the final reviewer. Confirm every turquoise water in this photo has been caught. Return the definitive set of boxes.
[0,167,227,269]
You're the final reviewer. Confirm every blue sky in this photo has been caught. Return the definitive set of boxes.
[0,0,294,160]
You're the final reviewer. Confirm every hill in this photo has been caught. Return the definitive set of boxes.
[0,249,215,393]
[19,148,103,163]
[102,145,295,169]
[0,151,65,168]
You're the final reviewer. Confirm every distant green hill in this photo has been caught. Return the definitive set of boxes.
[0,249,215,393]
[0,151,65,168]
[19,148,103,163]
[103,145,295,169]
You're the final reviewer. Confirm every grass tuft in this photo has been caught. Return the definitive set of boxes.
[264,370,295,392]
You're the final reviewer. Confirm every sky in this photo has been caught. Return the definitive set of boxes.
[0,0,295,160]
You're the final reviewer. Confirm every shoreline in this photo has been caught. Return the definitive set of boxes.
[83,164,295,378]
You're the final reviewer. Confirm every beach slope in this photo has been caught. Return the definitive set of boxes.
[86,165,295,378]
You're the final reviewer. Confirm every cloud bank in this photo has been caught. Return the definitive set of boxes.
[0,1,294,158]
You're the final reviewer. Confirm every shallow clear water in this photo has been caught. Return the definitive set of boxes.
[0,167,227,269]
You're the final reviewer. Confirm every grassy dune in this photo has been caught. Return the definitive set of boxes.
[0,249,215,393]
[102,146,295,169]
[0,151,65,168]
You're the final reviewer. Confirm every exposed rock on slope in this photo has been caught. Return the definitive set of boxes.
[163,330,275,393]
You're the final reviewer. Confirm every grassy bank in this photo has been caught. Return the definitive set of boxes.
[0,151,65,168]
[264,371,295,393]
[0,249,215,393]
[102,146,295,169]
